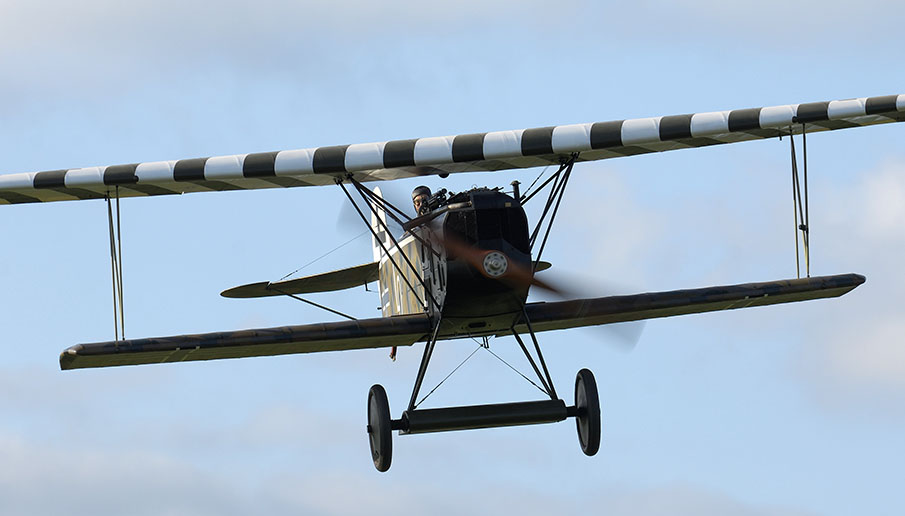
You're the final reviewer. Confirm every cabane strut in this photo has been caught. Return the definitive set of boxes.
[524,153,578,272]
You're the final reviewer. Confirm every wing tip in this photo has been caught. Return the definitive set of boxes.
[59,345,82,371]
[220,281,272,298]
[828,272,865,294]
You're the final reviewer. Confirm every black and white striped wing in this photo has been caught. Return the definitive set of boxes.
[2,94,902,205]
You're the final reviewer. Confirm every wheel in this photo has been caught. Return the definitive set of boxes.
[367,384,393,472]
[574,368,601,456]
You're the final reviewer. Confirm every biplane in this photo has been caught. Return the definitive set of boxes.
[1,94,902,472]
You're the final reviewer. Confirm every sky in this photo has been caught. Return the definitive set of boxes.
[1,1,904,514]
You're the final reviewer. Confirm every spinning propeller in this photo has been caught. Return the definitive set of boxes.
[334,184,644,348]
[439,234,645,349]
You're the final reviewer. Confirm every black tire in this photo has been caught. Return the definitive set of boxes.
[574,368,601,456]
[367,384,393,472]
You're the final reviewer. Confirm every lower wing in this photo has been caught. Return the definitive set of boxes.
[512,273,864,334]
[60,273,863,370]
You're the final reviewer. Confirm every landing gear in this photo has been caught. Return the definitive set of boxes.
[364,299,603,470]
[574,368,601,456]
[367,384,392,472]
[364,366,603,470]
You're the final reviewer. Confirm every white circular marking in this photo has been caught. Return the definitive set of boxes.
[482,251,508,278]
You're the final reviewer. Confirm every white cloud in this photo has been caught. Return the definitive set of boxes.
[0,433,272,516]
[793,160,905,406]
[0,0,574,63]
[563,149,905,410]
[853,166,905,241]
[0,360,822,516]
[588,484,817,516]
[1,0,898,102]
[555,164,667,291]
[613,0,901,44]
[0,426,815,516]
[818,319,905,389]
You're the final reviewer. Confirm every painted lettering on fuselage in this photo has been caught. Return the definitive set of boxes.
[379,233,427,317]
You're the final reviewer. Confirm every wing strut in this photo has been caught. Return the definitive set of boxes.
[105,186,125,341]
[350,177,412,227]
[339,177,441,312]
[337,179,425,309]
[526,153,577,272]
[788,121,811,278]
[348,176,441,260]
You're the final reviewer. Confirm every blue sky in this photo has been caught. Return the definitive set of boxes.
[1,1,904,514]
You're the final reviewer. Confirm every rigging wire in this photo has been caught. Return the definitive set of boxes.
[522,165,563,206]
[415,344,482,408]
[415,332,553,408]
[519,165,551,203]
[272,288,358,321]
[278,230,369,281]
[479,342,548,395]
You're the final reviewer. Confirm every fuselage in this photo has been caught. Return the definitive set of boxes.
[377,188,531,337]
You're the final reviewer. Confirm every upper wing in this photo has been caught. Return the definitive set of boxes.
[60,313,432,370]
[3,95,902,205]
[510,273,864,335]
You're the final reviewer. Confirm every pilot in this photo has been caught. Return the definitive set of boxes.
[412,185,431,216]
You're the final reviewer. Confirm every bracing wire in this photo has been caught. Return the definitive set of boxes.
[519,165,551,203]
[278,230,369,281]
[480,344,548,395]
[415,345,482,408]
[413,329,557,407]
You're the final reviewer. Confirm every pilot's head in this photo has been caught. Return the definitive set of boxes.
[412,185,431,216]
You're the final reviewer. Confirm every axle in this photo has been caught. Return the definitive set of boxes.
[393,399,573,434]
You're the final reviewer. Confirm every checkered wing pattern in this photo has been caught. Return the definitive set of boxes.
[2,95,902,205]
